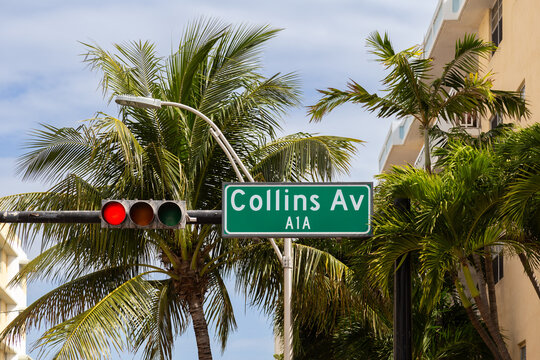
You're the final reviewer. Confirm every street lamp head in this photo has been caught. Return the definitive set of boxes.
[115,95,162,109]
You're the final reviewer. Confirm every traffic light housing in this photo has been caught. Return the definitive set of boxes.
[101,200,187,229]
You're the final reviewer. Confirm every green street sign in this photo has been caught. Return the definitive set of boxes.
[222,182,372,238]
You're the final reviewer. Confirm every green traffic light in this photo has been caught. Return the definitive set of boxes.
[158,202,183,226]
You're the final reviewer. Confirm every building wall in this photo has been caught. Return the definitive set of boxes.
[379,0,540,358]
[0,226,28,360]
[478,0,540,130]
[476,1,540,358]
[495,255,540,359]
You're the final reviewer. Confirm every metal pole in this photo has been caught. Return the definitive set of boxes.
[283,237,293,360]
[0,210,222,224]
[393,198,411,360]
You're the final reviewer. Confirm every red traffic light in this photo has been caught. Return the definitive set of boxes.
[101,200,186,229]
[101,201,126,226]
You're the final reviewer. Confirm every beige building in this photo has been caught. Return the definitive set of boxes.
[0,226,28,360]
[378,0,540,359]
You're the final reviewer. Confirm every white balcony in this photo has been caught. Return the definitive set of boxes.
[0,226,28,360]
[423,0,492,75]
[424,0,465,56]
[378,117,424,172]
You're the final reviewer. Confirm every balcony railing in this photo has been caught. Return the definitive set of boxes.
[378,117,415,171]
[460,113,478,128]
[423,0,465,56]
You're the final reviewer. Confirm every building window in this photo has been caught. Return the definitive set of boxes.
[460,112,478,128]
[452,0,461,12]
[490,113,502,129]
[491,0,503,48]
[399,124,405,139]
[519,342,526,360]
[493,251,504,284]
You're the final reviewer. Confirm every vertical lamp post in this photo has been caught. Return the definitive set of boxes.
[393,198,412,360]
[115,95,294,360]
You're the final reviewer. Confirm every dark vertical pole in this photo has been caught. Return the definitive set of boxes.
[393,198,412,360]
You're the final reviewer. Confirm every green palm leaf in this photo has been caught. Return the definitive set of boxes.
[37,273,156,360]
[250,133,361,181]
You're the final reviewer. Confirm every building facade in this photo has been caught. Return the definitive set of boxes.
[0,226,28,360]
[378,0,540,358]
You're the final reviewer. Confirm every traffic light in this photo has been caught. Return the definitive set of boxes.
[101,200,187,229]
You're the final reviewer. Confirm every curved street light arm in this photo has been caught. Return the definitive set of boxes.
[115,96,282,258]
[210,128,244,182]
[116,95,290,358]
[162,101,254,182]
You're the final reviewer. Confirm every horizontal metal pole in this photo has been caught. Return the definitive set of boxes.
[0,211,101,224]
[186,210,222,224]
[0,210,222,225]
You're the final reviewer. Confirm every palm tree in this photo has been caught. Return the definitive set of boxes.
[308,32,528,172]
[370,143,534,360]
[274,238,492,360]
[0,19,360,360]
[498,124,540,299]
[433,124,540,300]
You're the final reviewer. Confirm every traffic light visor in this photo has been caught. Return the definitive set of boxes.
[158,202,183,226]
[102,201,126,226]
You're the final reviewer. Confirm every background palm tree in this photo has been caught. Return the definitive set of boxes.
[308,32,528,172]
[497,124,540,299]
[498,124,540,233]
[433,124,540,300]
[0,19,360,360]
[264,237,493,360]
[370,142,536,360]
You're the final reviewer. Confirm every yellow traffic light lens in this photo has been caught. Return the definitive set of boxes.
[158,202,183,226]
[129,202,154,226]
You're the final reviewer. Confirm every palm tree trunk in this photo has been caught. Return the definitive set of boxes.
[518,252,540,300]
[472,254,489,314]
[465,268,511,360]
[484,249,501,331]
[471,293,511,360]
[463,305,501,360]
[462,262,511,360]
[188,294,213,360]
[423,127,432,173]
[454,273,501,360]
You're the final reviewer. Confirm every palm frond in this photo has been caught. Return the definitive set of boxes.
[16,123,97,184]
[132,280,190,360]
[250,133,361,182]
[112,40,162,97]
[439,34,495,87]
[1,266,146,347]
[35,273,156,360]
[205,272,236,351]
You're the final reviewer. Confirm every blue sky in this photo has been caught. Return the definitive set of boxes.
[0,0,438,358]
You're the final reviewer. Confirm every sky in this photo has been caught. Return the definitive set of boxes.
[0,0,438,359]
